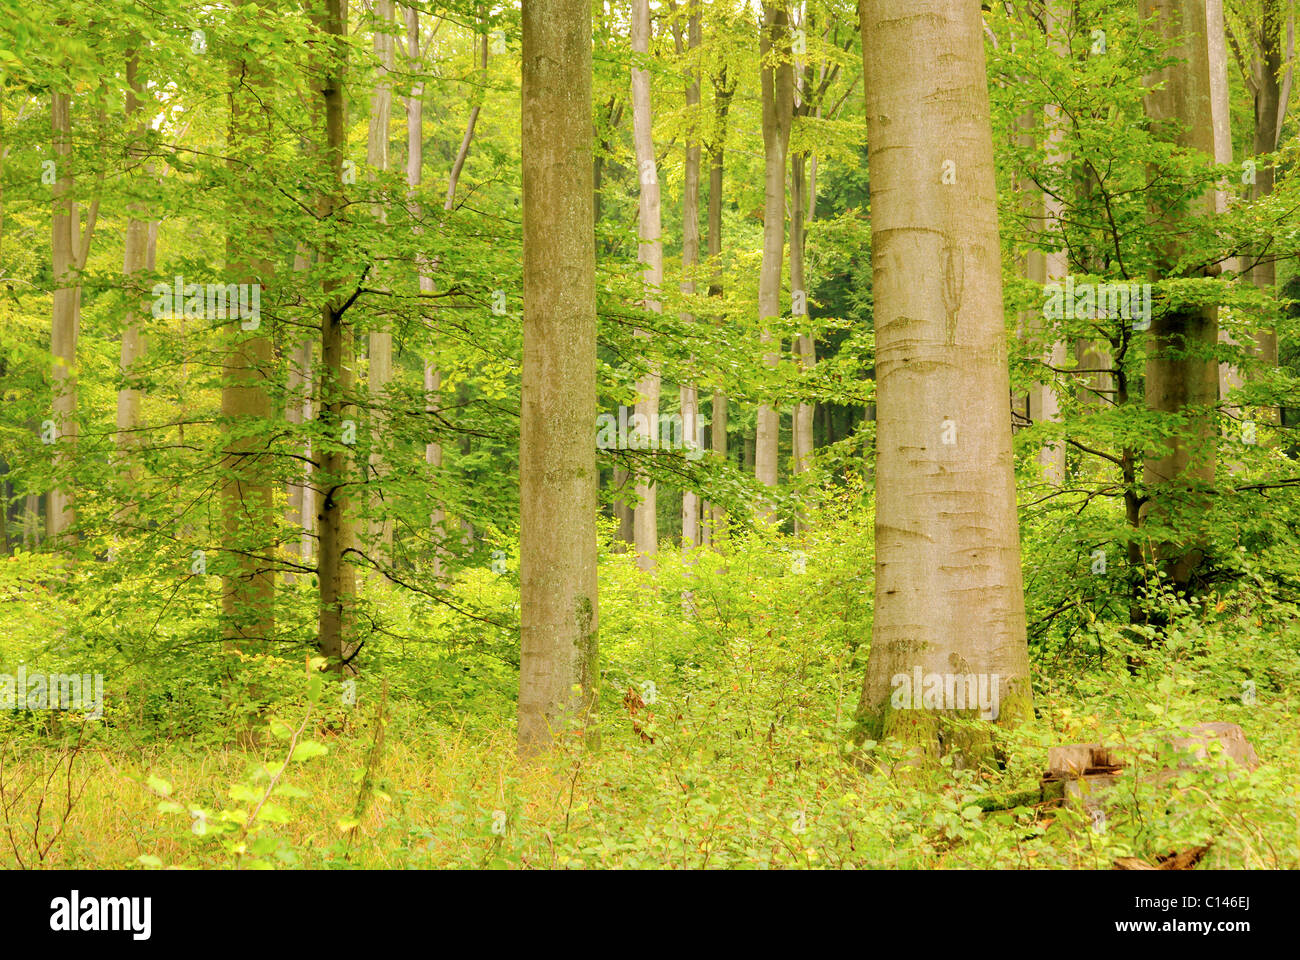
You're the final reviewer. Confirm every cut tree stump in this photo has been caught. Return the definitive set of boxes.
[1040,722,1258,827]
[1160,722,1259,771]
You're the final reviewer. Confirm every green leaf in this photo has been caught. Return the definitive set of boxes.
[229,783,261,803]
[290,740,328,762]
[253,802,291,823]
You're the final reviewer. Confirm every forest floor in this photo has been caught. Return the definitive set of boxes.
[1,521,1296,869]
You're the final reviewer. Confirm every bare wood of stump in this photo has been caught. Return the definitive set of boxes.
[1041,724,1257,848]
[1160,721,1259,770]
[1039,743,1124,804]
[1043,723,1258,791]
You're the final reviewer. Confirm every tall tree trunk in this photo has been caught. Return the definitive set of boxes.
[403,5,446,578]
[316,0,358,672]
[1139,0,1219,588]
[222,0,276,646]
[366,0,396,569]
[285,246,314,580]
[1022,224,1066,482]
[0,104,6,556]
[675,1,702,549]
[432,29,488,576]
[0,468,8,558]
[789,21,827,488]
[631,0,663,569]
[288,48,322,580]
[1209,0,1245,462]
[594,11,630,544]
[613,466,634,546]
[49,91,77,543]
[790,150,815,480]
[116,53,149,502]
[1246,0,1287,414]
[518,0,599,753]
[707,66,733,544]
[1029,11,1068,485]
[855,0,1032,753]
[754,5,793,512]
[23,494,41,549]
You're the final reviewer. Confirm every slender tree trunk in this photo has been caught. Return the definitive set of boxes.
[1030,38,1068,484]
[1208,0,1245,464]
[285,246,314,581]
[49,91,77,543]
[23,493,41,549]
[1071,134,1115,416]
[46,79,99,548]
[706,67,733,544]
[222,0,276,645]
[289,53,322,580]
[631,0,663,569]
[364,0,395,569]
[403,6,444,577]
[287,350,314,572]
[790,151,815,479]
[433,29,488,575]
[0,104,4,557]
[613,466,634,546]
[316,0,358,672]
[855,0,1032,753]
[754,5,793,511]
[1247,0,1286,410]
[116,53,149,501]
[593,10,630,544]
[0,469,8,558]
[518,0,599,753]
[789,21,823,486]
[1139,0,1219,588]
[676,1,702,549]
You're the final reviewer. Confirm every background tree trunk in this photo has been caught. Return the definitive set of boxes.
[675,1,702,550]
[285,309,313,580]
[789,15,830,489]
[116,53,149,501]
[1209,0,1245,465]
[366,0,396,569]
[1030,11,1068,487]
[1245,0,1288,414]
[49,91,78,543]
[631,0,663,569]
[706,65,733,546]
[613,465,635,547]
[403,5,448,579]
[222,0,276,647]
[1139,0,1219,588]
[316,0,358,672]
[754,4,793,512]
[790,151,815,480]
